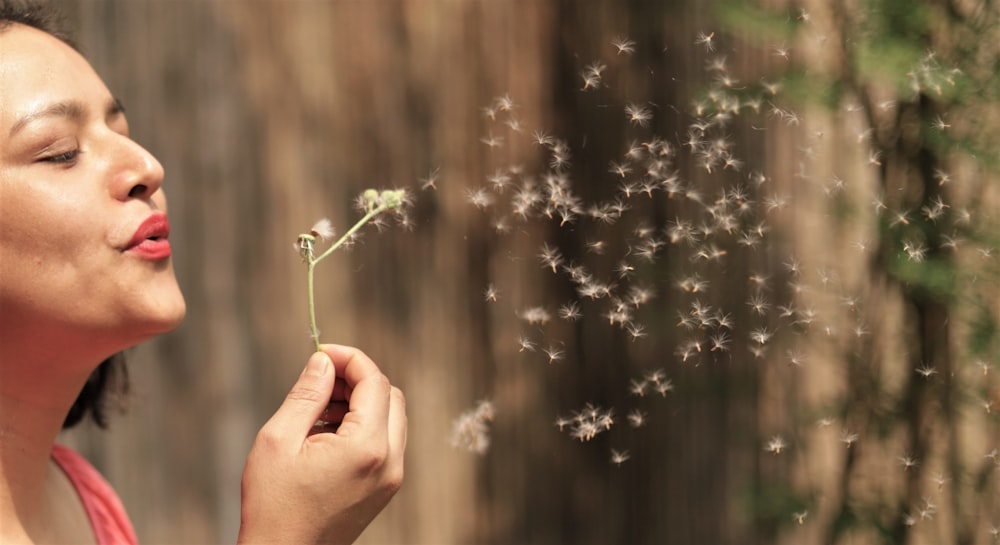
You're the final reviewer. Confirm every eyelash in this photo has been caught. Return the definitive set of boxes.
[40,149,81,164]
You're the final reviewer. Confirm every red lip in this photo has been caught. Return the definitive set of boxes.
[125,212,171,260]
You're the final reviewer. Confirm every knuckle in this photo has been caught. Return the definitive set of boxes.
[285,383,329,405]
[382,464,404,495]
[371,372,392,393]
[253,426,283,451]
[354,445,389,473]
[390,386,406,406]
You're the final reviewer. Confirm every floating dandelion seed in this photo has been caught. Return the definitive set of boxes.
[450,400,495,455]
[610,449,631,466]
[629,379,648,397]
[695,31,716,52]
[654,380,674,397]
[483,283,499,302]
[420,167,440,191]
[765,435,788,454]
[519,306,552,326]
[558,302,582,321]
[627,409,648,428]
[580,61,606,91]
[625,103,654,127]
[480,132,504,148]
[793,511,808,525]
[544,344,565,364]
[611,36,637,55]
[898,454,920,471]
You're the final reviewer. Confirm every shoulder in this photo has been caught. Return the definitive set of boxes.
[51,444,139,545]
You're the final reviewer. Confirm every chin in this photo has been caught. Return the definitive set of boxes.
[127,284,187,342]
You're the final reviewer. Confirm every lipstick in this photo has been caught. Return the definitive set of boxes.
[125,212,171,260]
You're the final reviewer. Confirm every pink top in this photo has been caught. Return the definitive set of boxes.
[51,444,139,545]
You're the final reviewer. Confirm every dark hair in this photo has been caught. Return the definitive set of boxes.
[2,0,130,429]
[0,0,75,46]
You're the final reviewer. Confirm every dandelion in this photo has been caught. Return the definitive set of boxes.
[787,350,806,367]
[629,379,648,397]
[419,167,440,191]
[898,454,919,471]
[625,103,654,127]
[466,187,495,209]
[610,449,631,466]
[793,511,808,525]
[450,400,495,454]
[841,430,859,448]
[695,31,716,52]
[493,93,515,112]
[609,160,632,178]
[611,36,637,55]
[517,335,537,352]
[558,302,582,321]
[931,115,950,130]
[626,322,647,341]
[297,189,409,351]
[544,344,565,364]
[654,380,674,396]
[580,61,606,91]
[765,435,788,454]
[585,239,607,255]
[709,331,731,352]
[538,243,564,273]
[627,409,648,428]
[747,294,770,315]
[749,327,773,345]
[483,283,499,302]
[487,169,513,193]
[480,132,504,149]
[915,363,938,378]
[903,240,928,262]
[519,306,552,326]
[644,369,666,385]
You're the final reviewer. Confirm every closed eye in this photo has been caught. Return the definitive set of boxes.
[40,149,81,164]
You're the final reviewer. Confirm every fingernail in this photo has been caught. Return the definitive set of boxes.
[305,352,331,377]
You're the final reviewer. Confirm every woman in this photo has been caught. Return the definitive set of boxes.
[0,3,407,543]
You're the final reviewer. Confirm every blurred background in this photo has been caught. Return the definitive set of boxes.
[54,0,999,544]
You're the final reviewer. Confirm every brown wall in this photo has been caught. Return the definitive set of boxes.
[52,1,999,544]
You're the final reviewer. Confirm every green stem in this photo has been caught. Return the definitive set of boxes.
[308,259,320,352]
[305,204,389,351]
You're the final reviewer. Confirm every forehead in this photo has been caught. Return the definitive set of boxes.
[0,24,110,132]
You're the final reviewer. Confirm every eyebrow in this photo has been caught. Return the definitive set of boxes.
[8,97,126,137]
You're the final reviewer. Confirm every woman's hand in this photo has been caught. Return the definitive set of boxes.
[238,344,407,545]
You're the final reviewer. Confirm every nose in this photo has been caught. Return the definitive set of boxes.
[110,134,165,201]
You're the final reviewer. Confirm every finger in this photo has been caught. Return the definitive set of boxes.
[263,351,335,444]
[320,344,391,442]
[387,386,408,456]
[321,344,384,389]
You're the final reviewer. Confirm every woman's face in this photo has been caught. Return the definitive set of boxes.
[0,24,185,354]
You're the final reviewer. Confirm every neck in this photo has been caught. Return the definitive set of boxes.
[0,328,110,537]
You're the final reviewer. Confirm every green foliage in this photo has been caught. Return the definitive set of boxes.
[715,0,798,43]
[967,303,998,358]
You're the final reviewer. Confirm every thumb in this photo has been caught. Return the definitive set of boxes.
[266,351,335,442]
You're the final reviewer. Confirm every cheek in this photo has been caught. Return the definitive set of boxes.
[0,188,110,312]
